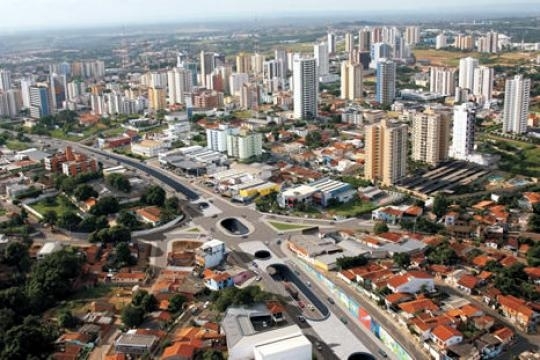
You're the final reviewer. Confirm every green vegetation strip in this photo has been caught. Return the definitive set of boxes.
[267,221,311,231]
[30,195,77,217]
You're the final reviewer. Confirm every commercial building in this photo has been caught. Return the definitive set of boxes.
[364,119,408,186]
[450,103,476,160]
[200,51,215,88]
[131,139,166,157]
[29,86,51,119]
[502,75,531,134]
[115,333,158,355]
[340,61,363,101]
[375,59,396,105]
[430,67,456,96]
[412,113,450,165]
[277,177,356,208]
[222,304,311,360]
[293,57,318,120]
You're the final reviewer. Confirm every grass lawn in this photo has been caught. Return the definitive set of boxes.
[49,129,82,141]
[30,195,77,217]
[326,199,376,218]
[69,285,113,301]
[185,227,201,233]
[267,221,311,231]
[482,135,540,177]
[102,126,126,137]
[232,110,253,119]
[6,140,31,151]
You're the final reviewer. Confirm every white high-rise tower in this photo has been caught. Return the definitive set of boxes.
[458,57,479,90]
[314,42,329,77]
[502,75,531,134]
[473,66,494,106]
[450,103,476,160]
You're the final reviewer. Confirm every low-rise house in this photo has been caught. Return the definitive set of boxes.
[430,324,463,349]
[456,274,480,295]
[519,192,540,210]
[136,206,162,226]
[446,343,481,360]
[203,269,234,291]
[475,334,503,359]
[387,270,435,294]
[114,333,158,355]
[492,326,515,347]
[473,315,495,331]
[398,298,439,319]
[497,295,539,332]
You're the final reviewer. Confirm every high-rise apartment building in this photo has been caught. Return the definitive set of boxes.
[314,42,329,77]
[229,73,249,96]
[340,61,363,101]
[0,69,12,92]
[412,113,450,165]
[358,28,371,52]
[375,59,396,106]
[472,66,494,106]
[364,119,408,186]
[478,31,498,53]
[430,67,457,96]
[450,103,476,160]
[404,26,420,46]
[206,124,231,153]
[458,57,479,90]
[167,67,193,104]
[200,51,215,88]
[20,78,34,109]
[327,32,336,54]
[236,53,252,74]
[293,57,318,120]
[251,53,265,75]
[454,35,474,51]
[0,90,21,118]
[50,73,67,111]
[226,132,263,160]
[148,87,166,111]
[345,32,354,53]
[502,75,531,134]
[240,83,260,110]
[435,34,447,49]
[29,86,51,119]
[370,43,392,69]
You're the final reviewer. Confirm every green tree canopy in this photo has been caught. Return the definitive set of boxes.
[106,173,131,193]
[121,304,145,328]
[373,221,389,234]
[117,211,140,229]
[73,184,98,202]
[393,252,411,269]
[140,186,166,206]
[336,255,368,270]
[89,196,119,216]
[432,195,450,218]
[168,294,186,314]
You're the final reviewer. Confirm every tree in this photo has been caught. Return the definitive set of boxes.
[336,255,368,270]
[1,316,57,359]
[393,253,411,269]
[426,244,459,265]
[305,131,322,148]
[140,186,166,206]
[115,242,135,267]
[106,173,131,193]
[3,242,31,273]
[527,243,540,267]
[528,214,540,233]
[164,197,179,213]
[42,210,58,226]
[57,211,81,231]
[433,195,450,218]
[57,310,77,329]
[202,350,225,360]
[373,221,389,234]
[73,184,98,202]
[117,211,140,229]
[90,196,119,216]
[168,294,186,314]
[132,290,156,313]
[121,305,145,328]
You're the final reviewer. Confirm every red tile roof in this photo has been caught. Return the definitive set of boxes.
[497,295,535,319]
[457,275,479,290]
[399,298,439,314]
[431,324,462,342]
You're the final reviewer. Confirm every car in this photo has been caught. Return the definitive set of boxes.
[251,261,258,267]
[255,276,262,281]
[378,349,388,358]
[306,281,311,287]
[340,317,348,324]
[297,301,305,308]
[297,315,306,322]
[211,214,218,218]
[327,297,335,304]
[316,342,323,351]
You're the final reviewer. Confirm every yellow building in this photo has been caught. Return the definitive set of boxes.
[148,86,166,110]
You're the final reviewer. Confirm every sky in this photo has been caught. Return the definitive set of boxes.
[1,0,538,30]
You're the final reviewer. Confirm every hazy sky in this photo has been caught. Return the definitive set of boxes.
[1,0,538,30]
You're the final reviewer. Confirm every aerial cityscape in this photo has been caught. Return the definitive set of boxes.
[0,1,540,359]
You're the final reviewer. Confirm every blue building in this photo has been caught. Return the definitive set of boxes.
[375,59,396,106]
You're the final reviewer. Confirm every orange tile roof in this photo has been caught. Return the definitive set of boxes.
[478,271,493,280]
[460,304,482,317]
[497,295,535,319]
[473,200,495,210]
[472,255,495,268]
[399,298,439,314]
[387,274,409,289]
[525,267,540,279]
[266,300,284,315]
[405,206,423,216]
[431,324,462,342]
[493,326,514,341]
[500,256,518,267]
[523,192,540,204]
[430,264,453,274]
[385,293,413,304]
[407,270,433,279]
[105,355,126,360]
[378,232,403,243]
[457,275,479,290]
[136,206,161,223]
[162,342,196,359]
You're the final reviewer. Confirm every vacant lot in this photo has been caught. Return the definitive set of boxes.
[267,221,311,231]
[414,49,539,67]
[30,195,77,217]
